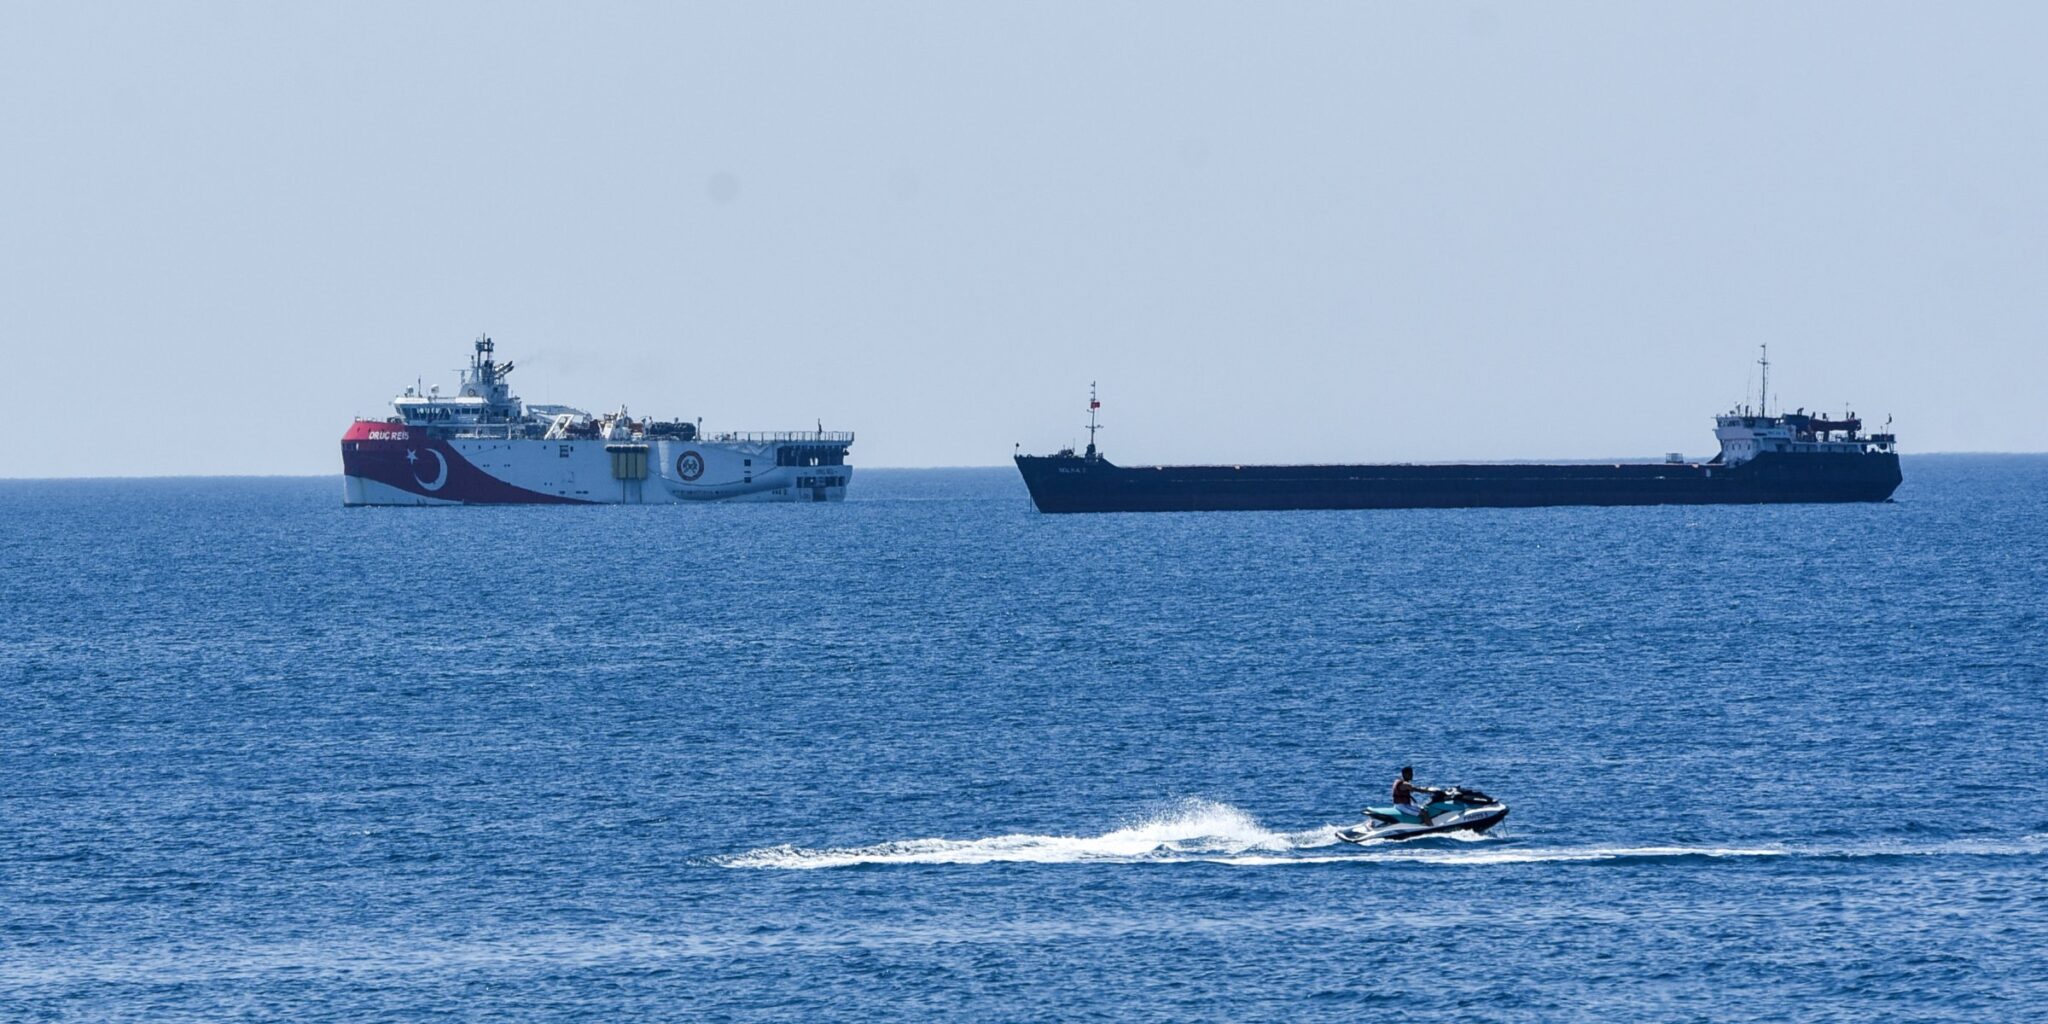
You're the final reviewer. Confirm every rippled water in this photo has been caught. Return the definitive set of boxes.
[3,457,2044,1021]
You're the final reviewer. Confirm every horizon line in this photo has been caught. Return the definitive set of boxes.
[3,450,2045,483]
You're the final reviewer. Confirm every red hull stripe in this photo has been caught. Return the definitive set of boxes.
[340,421,593,505]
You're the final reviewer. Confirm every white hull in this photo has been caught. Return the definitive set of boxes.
[342,476,463,506]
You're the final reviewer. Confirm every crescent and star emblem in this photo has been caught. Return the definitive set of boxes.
[408,448,449,491]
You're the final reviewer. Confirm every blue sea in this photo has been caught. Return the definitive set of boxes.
[4,456,2045,1022]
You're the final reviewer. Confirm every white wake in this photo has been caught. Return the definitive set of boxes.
[715,799,1339,870]
[714,804,2048,871]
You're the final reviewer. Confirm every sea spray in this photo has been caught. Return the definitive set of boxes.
[715,798,1330,869]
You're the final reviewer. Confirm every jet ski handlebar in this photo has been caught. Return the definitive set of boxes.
[1430,786,1496,805]
[1374,785,1499,809]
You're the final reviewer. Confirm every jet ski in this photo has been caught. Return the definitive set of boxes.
[1335,786,1509,844]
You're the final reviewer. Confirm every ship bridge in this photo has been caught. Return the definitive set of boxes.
[1709,348,1895,465]
[393,334,523,425]
[1713,409,1896,465]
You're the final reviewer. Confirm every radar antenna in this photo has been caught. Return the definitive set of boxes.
[1085,382,1101,458]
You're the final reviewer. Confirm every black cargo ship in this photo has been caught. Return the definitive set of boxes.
[1015,381,1900,514]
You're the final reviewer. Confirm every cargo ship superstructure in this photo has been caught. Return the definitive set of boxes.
[342,336,851,505]
[1015,361,1900,513]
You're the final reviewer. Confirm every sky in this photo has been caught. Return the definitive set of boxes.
[3,1,2045,476]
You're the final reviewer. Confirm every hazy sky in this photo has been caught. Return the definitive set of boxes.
[4,2,2045,476]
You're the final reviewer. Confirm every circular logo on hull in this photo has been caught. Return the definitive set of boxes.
[676,450,706,481]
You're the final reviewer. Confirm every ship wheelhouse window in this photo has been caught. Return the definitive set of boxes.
[776,446,846,467]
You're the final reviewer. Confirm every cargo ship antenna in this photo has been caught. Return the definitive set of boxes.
[1085,382,1101,458]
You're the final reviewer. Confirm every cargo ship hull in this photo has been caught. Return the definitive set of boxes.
[1014,451,1902,513]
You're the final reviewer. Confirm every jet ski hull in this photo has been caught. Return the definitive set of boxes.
[1335,804,1509,844]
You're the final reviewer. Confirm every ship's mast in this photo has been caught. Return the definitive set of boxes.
[1085,382,1101,458]
[1758,344,1770,418]
[474,333,496,386]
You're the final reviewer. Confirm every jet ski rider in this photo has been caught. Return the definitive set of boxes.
[1393,766,1437,824]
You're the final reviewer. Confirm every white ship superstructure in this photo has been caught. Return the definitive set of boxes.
[342,336,851,506]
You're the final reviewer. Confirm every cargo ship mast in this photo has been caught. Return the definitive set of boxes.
[1759,344,1770,416]
[1085,382,1101,458]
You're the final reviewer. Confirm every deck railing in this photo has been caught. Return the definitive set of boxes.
[699,431,855,444]
[428,424,854,444]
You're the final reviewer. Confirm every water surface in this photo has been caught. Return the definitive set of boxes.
[3,456,2044,1021]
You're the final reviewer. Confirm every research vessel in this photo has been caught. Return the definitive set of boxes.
[342,336,851,505]
[1015,361,1900,513]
